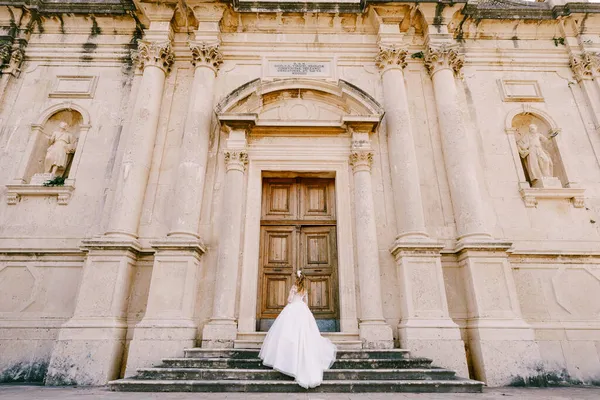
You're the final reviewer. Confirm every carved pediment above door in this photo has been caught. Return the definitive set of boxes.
[216,78,383,133]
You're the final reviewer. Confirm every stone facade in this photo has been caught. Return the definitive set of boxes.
[0,0,599,388]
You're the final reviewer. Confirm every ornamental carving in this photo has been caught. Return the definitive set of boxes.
[569,52,600,81]
[0,45,24,76]
[190,42,223,72]
[224,150,248,171]
[135,40,175,74]
[349,151,373,171]
[424,44,464,78]
[375,46,407,70]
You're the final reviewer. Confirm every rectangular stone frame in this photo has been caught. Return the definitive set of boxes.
[236,150,359,339]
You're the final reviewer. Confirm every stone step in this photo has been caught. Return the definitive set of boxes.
[110,378,483,393]
[183,348,411,360]
[135,367,456,381]
[161,357,433,370]
[234,332,363,350]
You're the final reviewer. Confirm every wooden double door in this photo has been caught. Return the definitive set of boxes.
[257,177,340,332]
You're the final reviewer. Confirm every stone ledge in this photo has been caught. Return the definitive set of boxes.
[519,187,585,208]
[6,184,75,205]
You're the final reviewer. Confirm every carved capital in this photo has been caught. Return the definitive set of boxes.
[0,45,24,76]
[224,150,248,172]
[375,45,407,71]
[349,151,373,172]
[135,40,175,74]
[569,52,600,81]
[190,42,223,72]
[424,44,464,78]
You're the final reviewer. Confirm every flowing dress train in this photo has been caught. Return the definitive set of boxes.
[259,285,337,389]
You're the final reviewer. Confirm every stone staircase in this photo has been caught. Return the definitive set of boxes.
[110,348,483,393]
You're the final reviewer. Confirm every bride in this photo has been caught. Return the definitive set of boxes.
[259,270,337,389]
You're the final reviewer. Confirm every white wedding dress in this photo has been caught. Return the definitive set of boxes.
[259,284,337,388]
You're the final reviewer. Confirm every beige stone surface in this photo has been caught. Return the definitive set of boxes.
[1,0,600,389]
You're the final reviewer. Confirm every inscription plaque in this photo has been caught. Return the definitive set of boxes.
[269,61,331,77]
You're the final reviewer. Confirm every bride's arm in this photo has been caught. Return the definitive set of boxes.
[287,285,297,303]
[302,290,308,305]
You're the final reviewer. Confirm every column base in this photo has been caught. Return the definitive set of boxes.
[359,321,394,349]
[124,319,198,377]
[457,240,542,386]
[201,319,238,349]
[467,319,540,386]
[398,319,468,377]
[45,319,127,386]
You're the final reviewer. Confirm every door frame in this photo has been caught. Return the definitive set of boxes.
[237,156,359,336]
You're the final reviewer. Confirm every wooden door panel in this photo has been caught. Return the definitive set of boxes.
[262,273,293,316]
[300,179,335,220]
[259,177,339,327]
[259,226,295,318]
[307,275,334,313]
[300,226,338,319]
[262,179,296,220]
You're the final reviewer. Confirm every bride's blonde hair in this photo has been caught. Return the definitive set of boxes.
[295,271,306,293]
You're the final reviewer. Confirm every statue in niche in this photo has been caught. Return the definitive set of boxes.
[516,123,559,183]
[44,121,76,175]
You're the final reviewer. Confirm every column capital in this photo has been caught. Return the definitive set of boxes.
[375,45,407,72]
[189,42,223,73]
[349,151,373,172]
[224,150,248,172]
[135,39,175,74]
[569,51,600,82]
[1,46,24,77]
[424,43,464,78]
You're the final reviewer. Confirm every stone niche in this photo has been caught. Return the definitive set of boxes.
[505,106,584,208]
[6,104,90,205]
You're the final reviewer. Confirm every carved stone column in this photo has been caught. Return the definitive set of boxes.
[202,125,249,348]
[376,45,467,373]
[349,129,394,349]
[169,42,223,238]
[570,52,600,133]
[124,42,223,375]
[46,9,177,384]
[424,43,490,241]
[376,46,428,240]
[425,42,540,385]
[106,39,175,238]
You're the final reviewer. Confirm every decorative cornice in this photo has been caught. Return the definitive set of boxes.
[135,40,175,74]
[424,44,464,78]
[190,42,223,73]
[569,52,600,82]
[224,150,248,172]
[349,151,373,172]
[375,46,407,72]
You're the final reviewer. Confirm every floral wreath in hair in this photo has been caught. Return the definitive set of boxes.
[297,270,302,278]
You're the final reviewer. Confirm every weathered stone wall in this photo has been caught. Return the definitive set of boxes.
[0,0,599,387]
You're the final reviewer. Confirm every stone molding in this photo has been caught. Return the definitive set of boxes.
[349,151,373,172]
[6,183,74,205]
[150,238,206,256]
[190,42,223,73]
[569,51,600,81]
[375,45,407,71]
[224,150,248,172]
[424,44,464,78]
[520,187,585,208]
[134,40,175,74]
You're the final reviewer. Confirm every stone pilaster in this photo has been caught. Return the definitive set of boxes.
[168,42,222,238]
[106,38,174,238]
[376,44,466,372]
[376,45,428,241]
[425,41,540,385]
[424,43,488,241]
[570,51,600,133]
[202,126,249,348]
[349,129,394,349]
[47,5,177,385]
